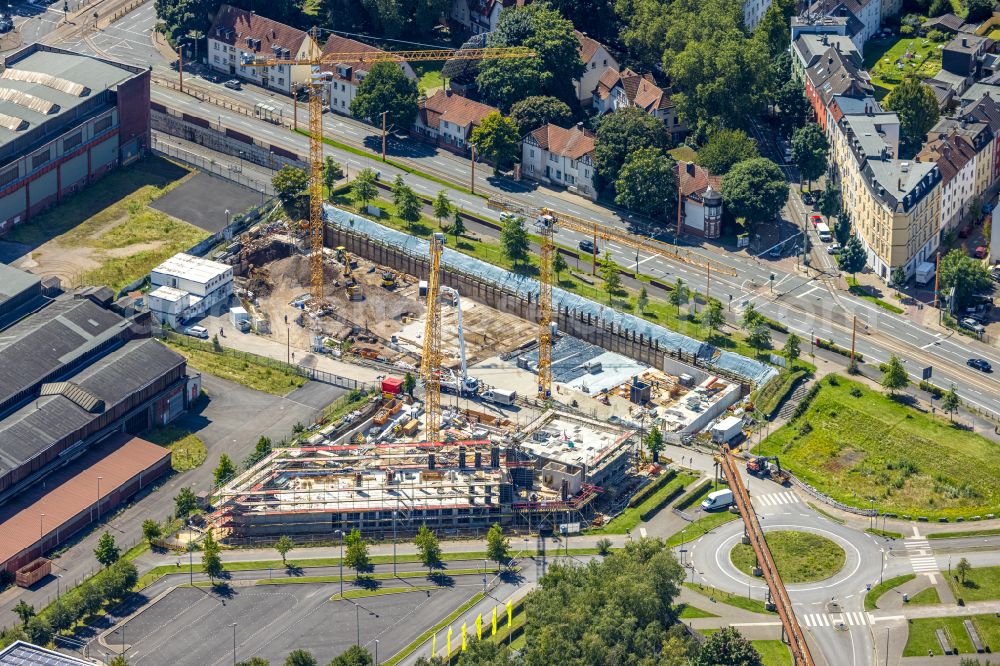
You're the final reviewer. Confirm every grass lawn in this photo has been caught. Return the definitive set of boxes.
[411,62,444,94]
[948,565,1000,602]
[928,527,1000,539]
[903,614,1000,656]
[666,511,739,547]
[341,585,438,599]
[589,472,698,535]
[142,425,207,472]
[730,531,846,583]
[754,640,793,666]
[866,528,904,539]
[678,604,719,619]
[668,145,698,163]
[683,583,775,615]
[865,574,916,611]
[847,277,905,313]
[909,586,941,606]
[863,36,943,99]
[755,375,1000,519]
[160,339,307,396]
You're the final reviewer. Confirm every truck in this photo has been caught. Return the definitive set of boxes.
[711,416,743,444]
[482,388,517,405]
[746,455,791,484]
[701,489,734,511]
[915,261,936,286]
[815,222,832,242]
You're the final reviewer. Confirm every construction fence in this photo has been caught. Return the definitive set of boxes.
[151,134,277,197]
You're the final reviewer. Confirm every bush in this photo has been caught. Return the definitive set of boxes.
[753,369,808,419]
[675,479,713,511]
[919,380,943,399]
[900,24,915,36]
[791,384,821,420]
[798,422,813,436]
[927,28,947,42]
[850,387,863,398]
[816,338,864,362]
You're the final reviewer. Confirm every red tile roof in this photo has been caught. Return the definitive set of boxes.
[916,132,976,185]
[528,123,595,159]
[419,90,499,130]
[575,30,604,63]
[678,162,721,199]
[593,68,673,111]
[209,4,308,55]
[322,34,393,84]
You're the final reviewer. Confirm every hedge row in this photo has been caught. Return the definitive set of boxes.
[640,484,688,522]
[627,469,678,509]
[753,369,808,419]
[815,337,864,362]
[791,383,822,421]
[675,479,713,511]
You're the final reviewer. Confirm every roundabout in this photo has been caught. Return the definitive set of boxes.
[729,530,847,584]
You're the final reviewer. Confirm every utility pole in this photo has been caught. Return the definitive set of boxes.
[676,162,684,241]
[706,262,711,305]
[293,86,298,131]
[850,315,857,365]
[470,144,476,195]
[381,111,387,162]
[179,44,185,94]
[933,250,942,324]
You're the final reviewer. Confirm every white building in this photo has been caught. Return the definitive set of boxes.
[207,5,319,96]
[743,0,773,30]
[413,90,499,154]
[575,31,618,106]
[449,0,521,35]
[804,0,883,49]
[322,35,416,117]
[592,68,685,142]
[149,253,233,329]
[521,123,597,200]
[917,132,977,237]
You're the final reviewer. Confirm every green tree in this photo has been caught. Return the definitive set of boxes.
[212,333,222,352]
[546,0,618,43]
[753,0,796,59]
[595,107,670,187]
[24,616,52,647]
[415,524,442,575]
[432,190,451,228]
[344,528,370,577]
[329,645,372,666]
[142,519,162,546]
[939,248,992,311]
[13,600,34,627]
[881,354,910,396]
[957,557,972,584]
[942,385,961,421]
[108,656,130,666]
[891,266,908,293]
[721,158,788,230]
[486,523,510,567]
[636,286,649,314]
[705,299,725,336]
[469,112,521,172]
[644,425,664,462]
[236,659,270,666]
[214,454,237,486]
[669,278,689,316]
[94,531,121,567]
[272,165,309,207]
[509,95,572,134]
[741,302,763,329]
[79,582,103,616]
[351,168,379,210]
[696,129,759,175]
[885,77,940,151]
[391,174,407,208]
[791,123,829,190]
[275,535,294,564]
[284,650,318,666]
[244,435,273,469]
[600,251,622,300]
[202,529,224,584]
[48,601,73,632]
[322,156,343,198]
[553,251,568,284]
[838,235,867,279]
[349,61,419,130]
[693,627,762,666]
[174,486,197,518]
[396,187,422,230]
[451,210,466,242]
[614,147,677,220]
[783,333,801,364]
[746,323,772,354]
[403,371,417,397]
[818,179,841,221]
[776,78,811,136]
[968,0,995,22]
[500,215,530,267]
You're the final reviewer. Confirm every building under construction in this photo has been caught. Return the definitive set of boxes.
[210,411,633,539]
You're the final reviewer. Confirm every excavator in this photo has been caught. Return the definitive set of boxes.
[746,455,790,485]
[341,251,363,301]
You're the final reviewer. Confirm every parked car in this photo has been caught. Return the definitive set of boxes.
[974,246,987,259]
[800,191,815,206]
[967,357,992,372]
[960,318,986,335]
[0,16,12,33]
[827,243,841,255]
[223,79,242,90]
[810,214,823,227]
[184,325,209,339]
[578,239,598,254]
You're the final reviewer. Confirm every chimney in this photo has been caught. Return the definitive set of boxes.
[445,88,452,96]
[576,121,584,131]
[822,33,828,45]
[686,162,696,176]
[963,37,968,48]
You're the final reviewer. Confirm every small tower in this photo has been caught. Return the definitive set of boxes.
[703,184,723,239]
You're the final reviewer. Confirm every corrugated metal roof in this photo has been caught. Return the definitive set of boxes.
[38,382,104,413]
[0,640,93,665]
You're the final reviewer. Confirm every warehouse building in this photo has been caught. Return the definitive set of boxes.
[0,262,45,329]
[0,44,151,235]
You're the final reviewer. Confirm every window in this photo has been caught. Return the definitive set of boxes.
[95,116,112,133]
[528,164,534,173]
[278,78,284,85]
[64,132,82,150]
[591,62,596,69]
[32,149,49,170]
[214,55,220,63]
[0,167,17,188]
[530,149,534,158]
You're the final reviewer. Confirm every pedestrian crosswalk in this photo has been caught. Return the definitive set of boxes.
[754,491,800,506]
[802,612,869,627]
[904,538,938,574]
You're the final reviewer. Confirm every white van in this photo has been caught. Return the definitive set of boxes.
[482,388,517,405]
[701,488,734,511]
[816,222,832,242]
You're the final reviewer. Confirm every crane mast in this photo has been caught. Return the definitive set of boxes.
[536,214,555,399]
[308,61,325,303]
[421,233,445,440]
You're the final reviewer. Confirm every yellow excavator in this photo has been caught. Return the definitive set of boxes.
[381,271,397,288]
[342,251,363,301]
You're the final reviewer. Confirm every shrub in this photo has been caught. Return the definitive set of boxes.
[900,24,915,36]
[627,470,677,508]
[792,384,821,420]
[919,380,943,399]
[798,422,813,436]
[850,387,863,397]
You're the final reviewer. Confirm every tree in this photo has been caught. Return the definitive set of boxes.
[329,646,372,666]
[349,61,419,130]
[942,385,961,422]
[142,519,162,546]
[553,251,568,285]
[322,156,343,198]
[244,435,273,469]
[509,95,572,134]
[272,165,309,207]
[391,174,407,208]
[838,235,867,278]
[818,180,841,221]
[693,627,763,666]
[881,354,910,395]
[645,425,664,462]
[775,78,811,136]
[351,169,379,210]
[614,147,677,220]
[595,107,670,187]
[469,112,520,172]
[402,372,417,397]
[13,600,34,627]
[891,266,908,294]
[451,210,466,242]
[236,659,270,666]
[24,616,52,648]
[433,191,451,228]
[284,650,318,666]
[79,582,103,616]
[415,524,442,575]
[721,158,788,230]
[344,528,370,577]
[396,187,422,230]
[546,0,618,43]
[783,333,801,364]
[500,215,530,267]
[108,656,130,666]
[636,286,649,314]
[746,323,772,354]
[939,248,992,311]
[600,251,622,301]
[174,486,197,518]
[834,213,852,246]
[696,129,758,175]
[202,529,224,584]
[48,601,73,632]
[791,123,829,189]
[669,278,689,316]
[967,0,995,22]
[486,523,510,567]
[275,535,293,564]
[95,531,121,567]
[885,77,940,150]
[214,454,237,486]
[705,300,725,336]
[957,557,972,585]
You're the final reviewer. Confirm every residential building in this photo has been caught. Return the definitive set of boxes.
[592,68,685,141]
[207,5,319,96]
[808,0,882,46]
[413,89,499,155]
[929,115,994,203]
[880,0,903,21]
[916,132,977,235]
[449,0,525,35]
[942,34,993,78]
[743,0,773,30]
[962,93,1000,185]
[677,162,724,239]
[0,44,150,235]
[575,31,618,106]
[521,123,597,199]
[149,253,233,328]
[922,13,966,35]
[803,45,874,131]
[322,35,416,117]
[792,33,861,82]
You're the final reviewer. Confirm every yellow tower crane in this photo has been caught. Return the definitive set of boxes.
[488,197,738,399]
[421,233,446,440]
[240,32,535,303]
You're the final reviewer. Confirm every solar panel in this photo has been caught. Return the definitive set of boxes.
[0,641,93,665]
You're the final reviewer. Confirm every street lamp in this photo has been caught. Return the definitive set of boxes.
[392,508,398,577]
[335,529,344,597]
[231,623,237,666]
[374,639,379,666]
[225,209,231,229]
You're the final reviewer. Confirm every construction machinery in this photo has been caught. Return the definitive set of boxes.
[440,286,480,396]
[381,271,397,288]
[421,233,445,440]
[239,38,535,306]
[341,251,363,301]
[487,199,737,399]
[746,455,790,485]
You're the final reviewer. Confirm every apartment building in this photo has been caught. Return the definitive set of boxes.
[322,35,416,117]
[806,0,882,47]
[743,0,773,30]
[963,93,1000,185]
[591,68,685,141]
[575,31,618,106]
[803,44,874,130]
[792,33,861,83]
[413,90,499,154]
[521,123,597,199]
[929,115,995,204]
[916,132,977,235]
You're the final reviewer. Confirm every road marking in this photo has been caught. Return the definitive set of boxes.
[639,527,647,538]
[730,621,784,627]
[754,491,800,506]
